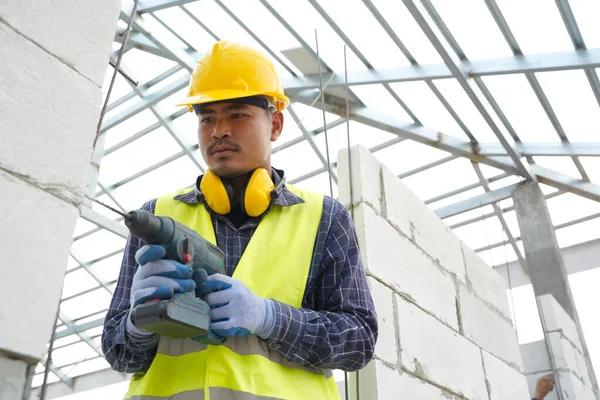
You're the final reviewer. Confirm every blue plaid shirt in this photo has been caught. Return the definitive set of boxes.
[101,170,377,373]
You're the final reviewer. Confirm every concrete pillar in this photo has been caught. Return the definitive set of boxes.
[0,1,120,398]
[513,183,599,397]
[513,183,576,317]
[338,145,529,399]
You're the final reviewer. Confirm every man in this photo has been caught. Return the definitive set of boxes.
[102,40,378,400]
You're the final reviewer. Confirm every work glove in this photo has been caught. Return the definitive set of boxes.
[196,274,276,339]
[126,244,196,338]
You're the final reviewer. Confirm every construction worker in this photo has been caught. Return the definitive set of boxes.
[102,40,377,400]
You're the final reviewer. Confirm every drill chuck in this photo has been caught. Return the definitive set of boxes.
[125,210,162,239]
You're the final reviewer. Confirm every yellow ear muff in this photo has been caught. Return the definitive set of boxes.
[243,168,275,217]
[200,169,232,215]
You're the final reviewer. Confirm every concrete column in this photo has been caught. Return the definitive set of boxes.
[0,1,120,398]
[338,145,529,399]
[513,183,576,317]
[513,183,599,397]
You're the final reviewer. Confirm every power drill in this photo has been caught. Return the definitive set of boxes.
[93,200,225,343]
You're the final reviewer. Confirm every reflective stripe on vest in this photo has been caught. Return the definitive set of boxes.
[125,185,341,400]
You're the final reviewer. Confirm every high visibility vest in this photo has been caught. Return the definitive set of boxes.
[124,185,341,400]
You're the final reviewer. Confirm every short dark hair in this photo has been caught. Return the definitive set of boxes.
[192,96,273,115]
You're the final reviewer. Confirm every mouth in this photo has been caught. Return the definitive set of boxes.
[211,148,237,156]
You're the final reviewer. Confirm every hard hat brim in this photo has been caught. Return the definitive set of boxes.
[177,89,290,112]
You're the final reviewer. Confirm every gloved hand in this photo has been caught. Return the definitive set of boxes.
[126,244,196,338]
[196,274,276,339]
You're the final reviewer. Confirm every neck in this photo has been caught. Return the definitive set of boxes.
[223,166,272,203]
[227,174,251,203]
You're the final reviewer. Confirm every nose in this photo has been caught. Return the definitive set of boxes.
[212,118,231,140]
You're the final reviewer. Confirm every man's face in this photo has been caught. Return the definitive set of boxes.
[197,102,284,178]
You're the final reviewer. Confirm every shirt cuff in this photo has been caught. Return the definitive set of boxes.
[266,300,312,365]
[122,310,158,344]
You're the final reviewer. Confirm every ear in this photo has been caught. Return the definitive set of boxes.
[270,111,284,142]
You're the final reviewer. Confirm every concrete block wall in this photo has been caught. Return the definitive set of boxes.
[0,1,120,398]
[521,294,596,400]
[338,145,529,399]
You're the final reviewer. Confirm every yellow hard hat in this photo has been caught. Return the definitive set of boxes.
[177,40,290,112]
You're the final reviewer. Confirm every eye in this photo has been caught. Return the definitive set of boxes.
[231,113,247,119]
[200,117,214,124]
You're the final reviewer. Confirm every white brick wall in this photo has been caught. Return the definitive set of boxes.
[549,332,580,374]
[538,294,583,351]
[0,171,79,360]
[459,285,523,370]
[1,3,118,394]
[355,204,458,330]
[575,344,592,387]
[338,146,383,214]
[381,165,466,283]
[0,0,121,86]
[520,341,551,374]
[396,295,488,400]
[0,356,28,400]
[339,146,529,399]
[0,22,102,205]
[482,350,530,400]
[462,242,511,319]
[367,278,399,366]
[352,360,458,400]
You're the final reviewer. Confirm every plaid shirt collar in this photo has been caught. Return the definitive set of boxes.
[172,168,304,208]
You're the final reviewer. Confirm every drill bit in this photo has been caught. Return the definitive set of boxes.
[91,197,132,221]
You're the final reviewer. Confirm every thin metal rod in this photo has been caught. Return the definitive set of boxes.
[500,214,519,344]
[94,0,140,148]
[40,305,62,399]
[536,296,564,399]
[108,60,138,86]
[315,30,334,198]
[345,45,354,219]
[342,44,354,400]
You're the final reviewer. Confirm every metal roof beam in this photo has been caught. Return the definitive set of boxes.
[120,61,205,173]
[532,164,600,202]
[38,359,73,389]
[282,49,600,92]
[406,0,532,179]
[485,0,590,179]
[434,183,519,219]
[308,0,420,124]
[290,91,600,203]
[54,318,106,340]
[425,172,511,205]
[290,90,521,174]
[101,74,188,132]
[476,142,600,157]
[80,206,129,239]
[121,3,197,70]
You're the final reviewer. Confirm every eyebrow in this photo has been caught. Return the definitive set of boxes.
[198,103,252,115]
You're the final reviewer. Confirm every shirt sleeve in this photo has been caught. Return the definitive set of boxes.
[101,199,160,373]
[267,199,378,371]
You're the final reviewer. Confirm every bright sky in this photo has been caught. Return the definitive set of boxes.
[40,0,600,397]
